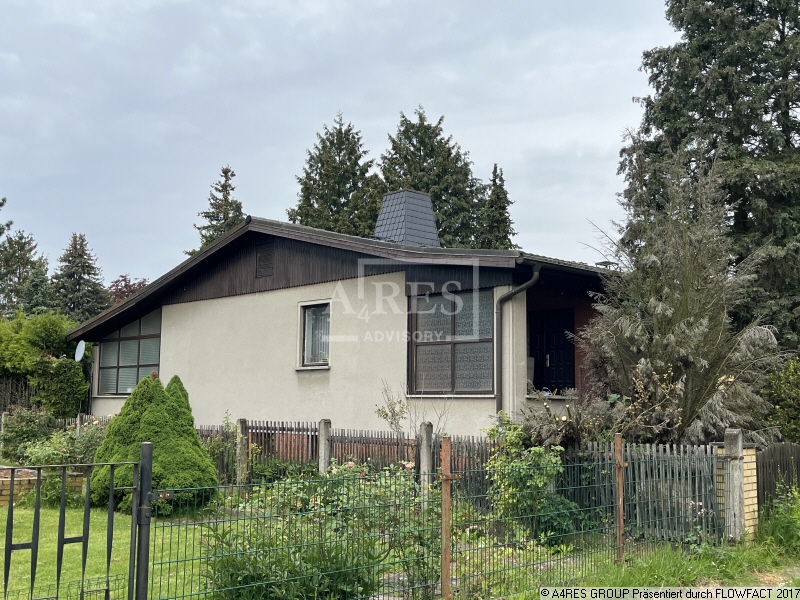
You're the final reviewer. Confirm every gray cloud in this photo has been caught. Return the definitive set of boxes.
[0,0,678,280]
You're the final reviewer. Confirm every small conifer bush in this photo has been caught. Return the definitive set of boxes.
[91,375,217,511]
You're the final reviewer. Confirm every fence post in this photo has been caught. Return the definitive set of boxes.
[236,418,249,485]
[439,436,460,600]
[419,422,433,505]
[318,419,332,473]
[77,413,85,437]
[135,442,153,600]
[725,428,745,542]
[614,433,625,563]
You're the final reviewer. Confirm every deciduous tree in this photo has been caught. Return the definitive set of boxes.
[108,274,148,304]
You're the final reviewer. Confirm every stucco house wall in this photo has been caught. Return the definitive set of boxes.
[92,272,529,437]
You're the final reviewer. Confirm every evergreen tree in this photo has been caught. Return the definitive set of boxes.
[288,114,385,237]
[380,107,485,248]
[582,158,784,444]
[620,0,800,348]
[0,198,12,239]
[108,274,149,304]
[0,230,47,316]
[19,263,52,315]
[188,166,245,255]
[91,375,217,511]
[51,233,111,323]
[477,164,517,250]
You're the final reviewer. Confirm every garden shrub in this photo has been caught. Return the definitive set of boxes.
[486,412,571,544]
[31,358,88,418]
[0,312,87,418]
[203,460,439,599]
[203,462,404,599]
[203,515,385,600]
[16,420,106,508]
[16,474,84,509]
[22,419,107,466]
[250,457,317,483]
[0,407,50,463]
[200,413,236,484]
[90,375,217,511]
[763,357,800,443]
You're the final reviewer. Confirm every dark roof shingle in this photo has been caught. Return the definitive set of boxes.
[374,190,440,247]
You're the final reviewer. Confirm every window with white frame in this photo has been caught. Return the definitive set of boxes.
[410,289,493,394]
[302,303,330,366]
[98,309,161,395]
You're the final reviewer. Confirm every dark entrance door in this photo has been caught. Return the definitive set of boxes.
[529,309,575,393]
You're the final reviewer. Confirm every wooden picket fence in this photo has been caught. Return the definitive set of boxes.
[249,420,319,464]
[0,375,35,412]
[757,442,800,510]
[330,428,416,470]
[37,409,800,545]
[189,419,724,544]
[562,441,723,543]
[49,414,113,430]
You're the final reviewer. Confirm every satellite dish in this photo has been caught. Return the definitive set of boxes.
[74,340,86,362]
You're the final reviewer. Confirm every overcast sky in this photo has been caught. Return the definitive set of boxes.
[1,1,680,284]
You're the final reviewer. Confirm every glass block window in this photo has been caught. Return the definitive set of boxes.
[98,309,161,395]
[411,289,494,394]
[303,304,330,366]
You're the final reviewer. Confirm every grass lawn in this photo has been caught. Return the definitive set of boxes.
[1,506,207,598]
[0,506,133,596]
[4,505,800,599]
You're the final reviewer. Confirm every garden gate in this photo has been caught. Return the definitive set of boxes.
[2,442,154,600]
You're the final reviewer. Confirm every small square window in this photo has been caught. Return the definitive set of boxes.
[302,304,330,366]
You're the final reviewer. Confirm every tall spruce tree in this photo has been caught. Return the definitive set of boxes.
[188,166,245,255]
[380,107,485,248]
[0,230,47,316]
[19,263,52,315]
[583,157,783,444]
[620,0,800,348]
[288,114,386,237]
[477,164,517,249]
[0,197,12,239]
[51,233,111,323]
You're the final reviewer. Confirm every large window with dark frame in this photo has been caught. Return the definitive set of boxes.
[410,289,494,394]
[98,309,161,395]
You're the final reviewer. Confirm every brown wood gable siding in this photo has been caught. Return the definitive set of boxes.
[161,235,403,305]
[160,233,515,306]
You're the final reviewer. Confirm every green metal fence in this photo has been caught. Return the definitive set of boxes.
[146,441,724,599]
[148,466,440,599]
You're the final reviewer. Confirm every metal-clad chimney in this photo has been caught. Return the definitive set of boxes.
[373,189,440,247]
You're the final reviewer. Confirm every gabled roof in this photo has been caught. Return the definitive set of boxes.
[66,216,603,341]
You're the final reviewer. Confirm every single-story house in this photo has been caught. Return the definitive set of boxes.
[68,190,603,435]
